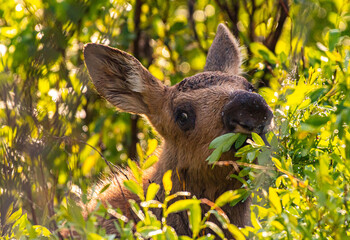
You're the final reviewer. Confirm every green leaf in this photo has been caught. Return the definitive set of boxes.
[247,150,257,161]
[146,183,160,201]
[230,189,250,207]
[137,143,144,164]
[235,134,247,149]
[269,187,282,214]
[164,225,179,240]
[251,132,265,146]
[250,210,261,229]
[67,198,84,227]
[129,199,145,221]
[215,190,244,207]
[128,159,141,183]
[222,134,240,152]
[146,139,158,156]
[5,208,22,225]
[138,226,161,238]
[87,233,106,240]
[166,199,201,215]
[272,157,282,170]
[33,225,51,237]
[235,144,253,157]
[204,222,225,239]
[169,21,186,34]
[302,115,330,127]
[142,155,159,170]
[163,170,173,195]
[208,209,230,227]
[226,223,245,240]
[209,133,236,149]
[179,236,192,240]
[250,42,278,64]
[99,183,111,194]
[124,180,143,199]
[189,201,201,237]
[206,146,223,164]
[329,29,341,51]
[308,87,327,103]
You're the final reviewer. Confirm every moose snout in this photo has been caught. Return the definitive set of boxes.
[222,90,273,135]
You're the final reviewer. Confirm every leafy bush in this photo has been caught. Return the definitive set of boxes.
[1,0,350,239]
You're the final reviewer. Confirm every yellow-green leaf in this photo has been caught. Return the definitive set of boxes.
[215,190,242,207]
[146,183,160,201]
[124,180,143,200]
[146,139,158,156]
[189,201,201,237]
[142,155,159,170]
[204,221,225,239]
[227,223,245,240]
[163,170,173,195]
[251,132,265,146]
[137,143,144,164]
[128,159,142,183]
[269,187,282,214]
[166,199,201,215]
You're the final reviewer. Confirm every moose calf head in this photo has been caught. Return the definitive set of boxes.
[84,24,273,174]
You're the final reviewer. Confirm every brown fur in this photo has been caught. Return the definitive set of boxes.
[83,24,273,237]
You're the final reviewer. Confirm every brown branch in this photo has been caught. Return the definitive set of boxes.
[188,0,207,54]
[264,0,289,52]
[213,0,240,38]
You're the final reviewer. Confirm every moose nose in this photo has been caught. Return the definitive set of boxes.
[222,90,273,134]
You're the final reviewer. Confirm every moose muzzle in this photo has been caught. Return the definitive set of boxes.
[222,90,273,135]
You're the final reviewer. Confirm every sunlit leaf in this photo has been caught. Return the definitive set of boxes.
[124,180,143,199]
[146,139,158,156]
[250,42,278,64]
[226,223,245,240]
[269,187,282,214]
[215,190,243,207]
[251,132,265,146]
[128,159,142,183]
[146,183,160,201]
[165,199,201,215]
[163,225,178,240]
[142,155,159,170]
[203,222,225,239]
[163,170,173,195]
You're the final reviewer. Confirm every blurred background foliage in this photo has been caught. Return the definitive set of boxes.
[0,0,349,239]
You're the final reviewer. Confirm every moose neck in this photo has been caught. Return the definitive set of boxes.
[153,142,241,200]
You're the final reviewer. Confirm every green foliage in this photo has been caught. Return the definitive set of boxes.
[1,0,350,239]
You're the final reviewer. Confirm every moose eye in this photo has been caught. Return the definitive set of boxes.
[174,104,196,131]
[177,112,188,125]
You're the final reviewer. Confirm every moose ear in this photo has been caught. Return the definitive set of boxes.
[204,23,242,75]
[84,43,163,114]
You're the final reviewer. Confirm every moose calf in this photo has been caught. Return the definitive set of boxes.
[83,24,273,237]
